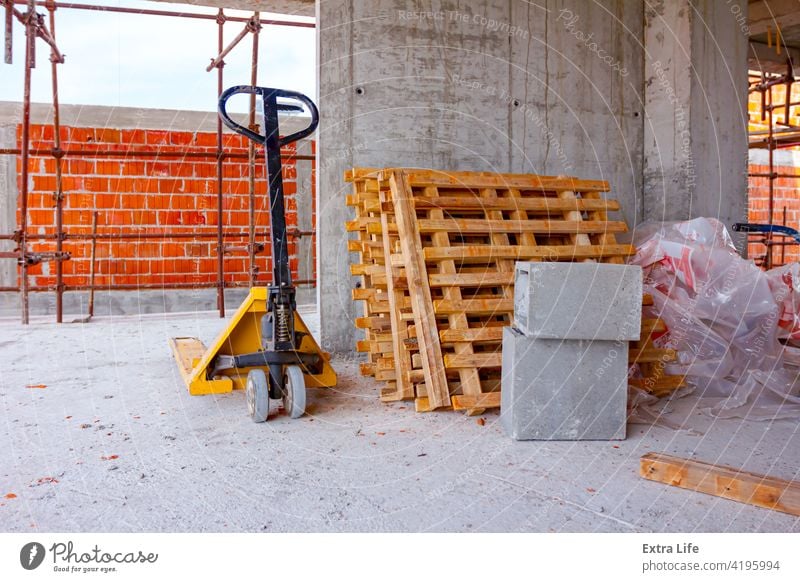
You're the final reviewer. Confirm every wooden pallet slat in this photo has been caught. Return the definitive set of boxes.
[389,171,451,410]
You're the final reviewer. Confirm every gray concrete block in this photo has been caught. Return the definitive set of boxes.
[513,262,642,341]
[501,327,627,440]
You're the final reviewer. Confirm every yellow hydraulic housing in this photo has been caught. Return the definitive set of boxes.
[170,287,336,396]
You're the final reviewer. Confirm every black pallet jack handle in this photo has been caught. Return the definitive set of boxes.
[218,86,319,351]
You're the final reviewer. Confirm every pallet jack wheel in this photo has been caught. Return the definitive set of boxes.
[246,369,270,423]
[283,365,306,419]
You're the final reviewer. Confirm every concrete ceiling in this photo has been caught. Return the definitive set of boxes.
[749,0,800,45]
[149,0,315,18]
[748,0,800,72]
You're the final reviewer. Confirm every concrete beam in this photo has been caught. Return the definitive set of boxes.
[749,0,800,36]
[749,40,800,72]
[148,0,314,18]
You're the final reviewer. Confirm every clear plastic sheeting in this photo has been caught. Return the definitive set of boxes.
[630,217,800,421]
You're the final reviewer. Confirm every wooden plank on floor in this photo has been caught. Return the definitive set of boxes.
[640,452,800,517]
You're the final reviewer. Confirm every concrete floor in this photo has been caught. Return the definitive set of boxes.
[0,309,798,533]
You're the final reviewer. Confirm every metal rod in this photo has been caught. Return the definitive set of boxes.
[11,1,315,27]
[19,0,34,324]
[0,279,317,293]
[206,17,252,72]
[47,0,63,322]
[781,206,787,266]
[248,11,260,288]
[767,85,775,270]
[8,1,63,63]
[32,10,62,62]
[87,210,96,317]
[4,1,11,63]
[215,9,225,318]
[0,147,314,161]
[0,229,316,241]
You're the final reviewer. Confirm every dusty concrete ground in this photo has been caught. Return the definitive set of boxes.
[1,309,798,533]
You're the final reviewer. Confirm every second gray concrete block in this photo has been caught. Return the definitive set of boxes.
[500,327,627,440]
[513,262,642,340]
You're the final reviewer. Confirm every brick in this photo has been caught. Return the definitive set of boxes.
[96,160,121,175]
[69,159,95,174]
[147,161,171,176]
[158,179,183,194]
[27,193,52,209]
[28,209,54,225]
[169,132,194,146]
[30,125,54,141]
[94,129,122,143]
[67,193,95,208]
[132,178,152,192]
[194,133,217,147]
[63,210,93,226]
[132,210,158,225]
[145,130,169,145]
[119,193,147,210]
[500,327,627,440]
[181,211,206,225]
[186,180,213,195]
[158,211,182,226]
[33,175,57,192]
[66,127,93,142]
[103,210,133,226]
[96,193,120,208]
[193,163,217,178]
[120,161,146,175]
[170,162,194,177]
[121,129,147,144]
[82,177,109,193]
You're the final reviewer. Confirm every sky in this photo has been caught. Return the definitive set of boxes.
[0,0,316,113]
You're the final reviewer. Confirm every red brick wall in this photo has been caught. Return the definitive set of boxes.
[748,163,800,266]
[17,124,315,289]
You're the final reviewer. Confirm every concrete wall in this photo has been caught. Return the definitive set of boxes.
[643,0,749,246]
[318,0,646,352]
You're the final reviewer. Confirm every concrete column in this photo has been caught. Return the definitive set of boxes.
[0,124,18,289]
[643,0,749,240]
[294,136,315,305]
[318,0,645,352]
[509,0,645,228]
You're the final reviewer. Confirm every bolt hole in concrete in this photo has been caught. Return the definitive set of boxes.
[355,86,365,95]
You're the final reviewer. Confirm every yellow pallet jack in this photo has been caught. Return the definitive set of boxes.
[170,86,336,422]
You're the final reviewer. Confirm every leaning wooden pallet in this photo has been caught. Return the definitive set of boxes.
[345,167,684,413]
[385,168,635,414]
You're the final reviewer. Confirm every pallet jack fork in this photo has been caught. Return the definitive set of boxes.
[170,86,336,422]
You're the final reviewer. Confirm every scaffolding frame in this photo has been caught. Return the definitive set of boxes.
[748,58,800,269]
[0,0,317,324]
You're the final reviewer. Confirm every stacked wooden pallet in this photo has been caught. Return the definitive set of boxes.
[345,168,683,414]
